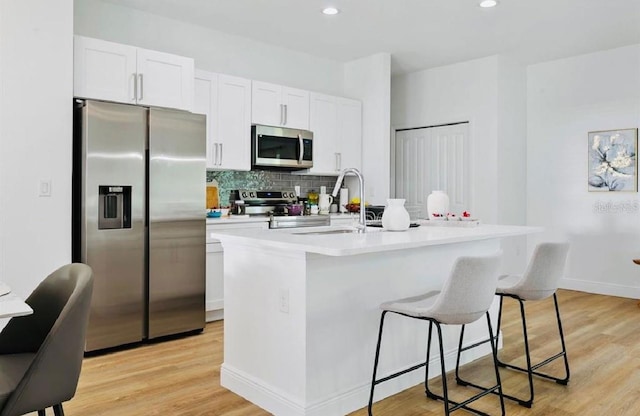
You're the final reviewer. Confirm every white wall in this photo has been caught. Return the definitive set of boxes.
[343,53,391,205]
[74,0,345,96]
[0,0,74,298]
[391,56,528,272]
[496,56,528,272]
[391,56,500,222]
[527,44,640,297]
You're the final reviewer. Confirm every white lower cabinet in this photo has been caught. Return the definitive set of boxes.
[206,220,269,321]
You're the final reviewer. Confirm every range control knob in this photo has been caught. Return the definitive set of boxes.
[249,191,256,198]
[241,192,247,198]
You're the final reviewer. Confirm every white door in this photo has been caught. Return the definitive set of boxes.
[251,81,282,126]
[217,74,251,171]
[337,98,362,172]
[395,122,469,219]
[194,70,218,168]
[309,93,338,174]
[136,48,194,111]
[282,87,310,129]
[73,36,137,104]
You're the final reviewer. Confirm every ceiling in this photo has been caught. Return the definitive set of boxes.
[103,0,640,75]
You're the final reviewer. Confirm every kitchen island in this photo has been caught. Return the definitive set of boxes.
[211,224,539,416]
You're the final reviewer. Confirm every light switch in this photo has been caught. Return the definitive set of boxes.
[39,179,52,197]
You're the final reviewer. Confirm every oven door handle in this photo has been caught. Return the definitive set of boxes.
[298,134,303,164]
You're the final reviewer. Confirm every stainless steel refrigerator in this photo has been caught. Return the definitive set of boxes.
[72,99,206,352]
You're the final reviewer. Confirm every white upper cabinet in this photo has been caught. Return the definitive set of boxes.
[308,93,362,175]
[217,74,252,170]
[73,36,137,104]
[194,70,218,168]
[136,48,194,111]
[251,81,310,130]
[194,70,251,171]
[74,35,194,111]
[282,87,310,130]
[309,93,338,174]
[336,97,363,172]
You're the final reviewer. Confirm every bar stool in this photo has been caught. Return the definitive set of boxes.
[455,242,570,408]
[368,253,505,416]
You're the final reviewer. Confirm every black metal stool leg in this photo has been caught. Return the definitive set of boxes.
[486,312,506,416]
[454,324,466,382]
[518,299,535,407]
[424,321,435,398]
[424,322,451,415]
[53,404,65,416]
[553,293,571,384]
[368,311,388,416]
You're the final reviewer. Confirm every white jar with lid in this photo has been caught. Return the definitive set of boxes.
[427,190,449,219]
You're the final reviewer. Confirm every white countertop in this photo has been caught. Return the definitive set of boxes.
[206,215,269,225]
[210,223,541,256]
[207,213,355,226]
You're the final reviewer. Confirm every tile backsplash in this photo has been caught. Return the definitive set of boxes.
[207,170,339,206]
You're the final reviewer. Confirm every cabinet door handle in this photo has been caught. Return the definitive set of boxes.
[337,152,342,170]
[138,74,143,101]
[283,104,288,125]
[298,134,303,164]
[211,143,217,166]
[132,73,138,101]
[280,104,284,125]
[219,143,223,165]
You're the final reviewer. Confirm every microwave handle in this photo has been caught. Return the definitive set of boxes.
[298,134,303,164]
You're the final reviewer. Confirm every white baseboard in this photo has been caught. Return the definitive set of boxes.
[221,364,305,416]
[206,309,223,322]
[221,337,494,416]
[560,278,640,299]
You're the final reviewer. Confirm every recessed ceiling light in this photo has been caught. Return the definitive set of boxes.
[479,0,498,7]
[322,7,340,15]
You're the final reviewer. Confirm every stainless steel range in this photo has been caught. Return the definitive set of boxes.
[229,189,331,229]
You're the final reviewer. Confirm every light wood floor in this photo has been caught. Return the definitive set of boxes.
[39,290,640,415]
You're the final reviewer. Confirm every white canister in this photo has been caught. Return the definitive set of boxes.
[427,190,450,219]
[381,199,411,231]
[339,188,349,213]
[319,194,334,214]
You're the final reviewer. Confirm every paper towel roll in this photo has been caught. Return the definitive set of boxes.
[339,188,349,213]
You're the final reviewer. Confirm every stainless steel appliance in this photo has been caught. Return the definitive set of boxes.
[251,125,313,170]
[72,100,206,352]
[229,189,330,228]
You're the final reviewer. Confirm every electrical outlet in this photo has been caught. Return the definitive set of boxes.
[279,288,289,314]
[39,179,52,197]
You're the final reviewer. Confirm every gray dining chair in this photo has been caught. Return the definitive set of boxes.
[0,263,94,416]
[456,242,570,408]
[368,252,505,416]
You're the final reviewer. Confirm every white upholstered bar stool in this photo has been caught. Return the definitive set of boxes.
[368,253,505,416]
[456,242,570,408]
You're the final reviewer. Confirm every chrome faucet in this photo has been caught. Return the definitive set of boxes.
[331,168,366,233]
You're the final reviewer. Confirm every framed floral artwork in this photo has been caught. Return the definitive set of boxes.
[588,128,638,192]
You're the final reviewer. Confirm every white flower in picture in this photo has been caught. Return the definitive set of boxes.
[588,129,638,192]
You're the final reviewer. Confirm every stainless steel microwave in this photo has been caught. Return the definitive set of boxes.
[251,125,313,170]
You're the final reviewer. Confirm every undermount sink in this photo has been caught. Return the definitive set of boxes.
[292,229,360,235]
